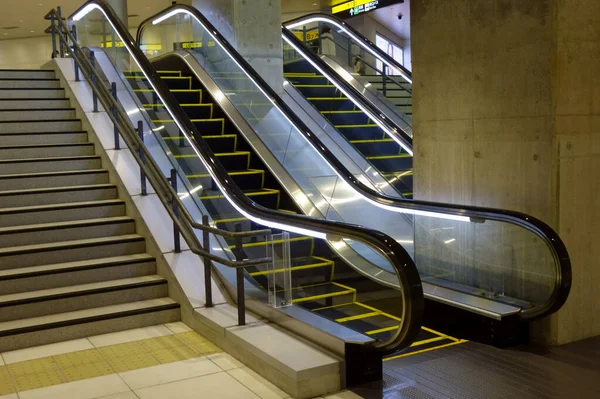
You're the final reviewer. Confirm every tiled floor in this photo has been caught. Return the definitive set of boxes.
[0,323,361,399]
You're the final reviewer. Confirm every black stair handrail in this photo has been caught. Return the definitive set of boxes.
[284,13,413,82]
[136,4,571,321]
[65,0,425,356]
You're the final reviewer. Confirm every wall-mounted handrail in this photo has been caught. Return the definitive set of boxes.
[55,0,427,356]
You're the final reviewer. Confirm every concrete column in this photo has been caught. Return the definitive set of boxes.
[192,0,283,92]
[106,0,128,29]
[411,0,600,344]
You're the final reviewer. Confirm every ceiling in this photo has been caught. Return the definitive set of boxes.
[0,0,186,40]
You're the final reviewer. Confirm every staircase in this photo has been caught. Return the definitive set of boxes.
[0,69,180,352]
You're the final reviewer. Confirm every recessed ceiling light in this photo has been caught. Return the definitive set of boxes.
[3,33,7,36]
[30,30,35,33]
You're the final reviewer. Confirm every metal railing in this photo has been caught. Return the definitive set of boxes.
[45,7,273,326]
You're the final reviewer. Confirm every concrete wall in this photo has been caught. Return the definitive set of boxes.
[411,0,599,344]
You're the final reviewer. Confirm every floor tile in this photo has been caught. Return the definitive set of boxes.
[207,353,244,371]
[1,339,94,364]
[7,358,66,392]
[228,367,289,399]
[176,332,222,355]
[151,347,199,364]
[88,325,173,348]
[164,322,192,334]
[0,367,15,396]
[0,355,4,366]
[119,357,221,390]
[18,374,130,399]
[135,371,260,399]
[0,394,18,399]
[96,393,138,399]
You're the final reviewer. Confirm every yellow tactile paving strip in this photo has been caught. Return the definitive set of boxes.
[0,331,222,395]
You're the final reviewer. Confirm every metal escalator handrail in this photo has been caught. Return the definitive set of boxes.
[67,0,425,356]
[284,12,413,83]
[136,4,571,320]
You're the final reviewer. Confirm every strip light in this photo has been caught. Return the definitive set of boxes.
[148,8,471,224]
[72,3,328,240]
[285,16,412,84]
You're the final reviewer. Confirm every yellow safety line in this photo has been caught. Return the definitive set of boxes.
[382,340,468,362]
[292,289,354,304]
[199,188,279,200]
[277,209,297,214]
[366,154,412,160]
[350,139,395,144]
[331,282,356,302]
[355,302,402,322]
[335,124,378,129]
[335,311,380,323]
[310,302,355,312]
[410,336,448,348]
[321,110,363,114]
[249,260,333,277]
[365,325,399,335]
[187,169,262,179]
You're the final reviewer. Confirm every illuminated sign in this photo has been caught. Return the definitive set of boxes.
[177,41,216,49]
[293,30,319,42]
[332,0,401,19]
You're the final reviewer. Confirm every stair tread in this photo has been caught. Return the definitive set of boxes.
[0,168,107,180]
[0,275,165,306]
[0,199,124,215]
[0,234,143,256]
[0,131,87,135]
[0,108,75,112]
[0,298,177,334]
[0,155,99,164]
[0,183,116,196]
[0,216,134,235]
[0,142,90,149]
[0,253,155,280]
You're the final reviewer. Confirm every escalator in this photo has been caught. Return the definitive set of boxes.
[125,65,453,355]
[283,61,413,198]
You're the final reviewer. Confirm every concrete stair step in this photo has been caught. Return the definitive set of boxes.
[0,253,156,295]
[0,183,117,208]
[0,131,88,145]
[0,98,70,110]
[0,108,76,121]
[0,155,102,175]
[0,70,55,79]
[0,169,108,191]
[0,216,136,248]
[0,88,65,99]
[0,79,60,89]
[0,234,146,270]
[0,142,93,159]
[0,275,168,323]
[0,199,126,228]
[0,298,180,352]
[0,119,81,133]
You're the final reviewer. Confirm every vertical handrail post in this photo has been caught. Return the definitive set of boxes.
[170,169,181,253]
[234,223,246,326]
[382,65,387,97]
[138,121,147,196]
[111,82,120,149]
[57,7,65,57]
[50,14,57,58]
[89,51,99,112]
[71,25,79,81]
[202,215,213,308]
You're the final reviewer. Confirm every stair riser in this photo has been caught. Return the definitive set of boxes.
[0,260,156,295]
[0,132,88,146]
[0,187,117,208]
[0,89,65,99]
[0,144,95,160]
[0,109,75,122]
[0,71,55,79]
[0,306,180,352]
[0,220,136,248]
[0,239,146,270]
[0,99,70,110]
[0,157,102,175]
[0,202,126,228]
[0,80,60,89]
[0,171,108,191]
[0,283,168,323]
[0,120,81,133]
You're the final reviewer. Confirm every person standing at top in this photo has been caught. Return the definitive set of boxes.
[320,26,336,57]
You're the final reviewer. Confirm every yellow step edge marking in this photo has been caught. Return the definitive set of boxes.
[292,289,354,304]
[187,169,263,178]
[350,139,395,144]
[366,154,412,160]
[153,118,224,123]
[335,311,380,323]
[310,302,355,312]
[174,151,250,159]
[249,260,333,277]
[383,170,413,177]
[410,336,448,348]
[321,110,363,114]
[231,236,312,249]
[330,282,357,302]
[355,302,402,322]
[382,340,469,362]
[277,209,297,214]
[335,124,378,128]
[199,188,279,200]
[420,326,458,341]
[366,325,399,336]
